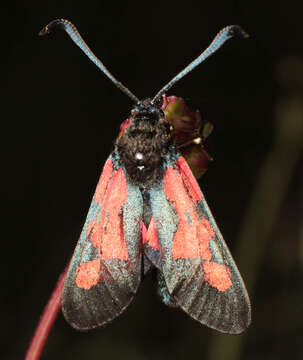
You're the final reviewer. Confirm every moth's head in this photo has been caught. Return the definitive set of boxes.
[131,99,165,125]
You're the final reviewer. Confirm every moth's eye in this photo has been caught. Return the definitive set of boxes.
[159,110,165,117]
[135,103,145,112]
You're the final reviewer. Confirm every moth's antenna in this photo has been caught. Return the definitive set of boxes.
[152,25,248,104]
[39,19,140,104]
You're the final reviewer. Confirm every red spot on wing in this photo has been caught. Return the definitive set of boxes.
[165,162,232,292]
[165,166,210,259]
[94,159,113,205]
[143,217,159,250]
[88,168,129,260]
[197,218,214,261]
[203,262,232,292]
[76,259,101,290]
[177,156,202,203]
[164,166,215,260]
[119,118,131,137]
[142,222,147,244]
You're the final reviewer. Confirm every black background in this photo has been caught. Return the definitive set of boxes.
[3,1,303,359]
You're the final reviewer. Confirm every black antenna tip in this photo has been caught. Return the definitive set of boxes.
[38,26,50,36]
[38,19,68,36]
[226,25,249,39]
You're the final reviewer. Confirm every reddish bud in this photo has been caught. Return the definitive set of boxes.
[182,144,213,179]
[162,94,213,179]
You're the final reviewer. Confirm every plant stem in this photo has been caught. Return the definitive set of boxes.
[25,264,69,360]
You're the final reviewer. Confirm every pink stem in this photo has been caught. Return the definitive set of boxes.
[25,264,69,360]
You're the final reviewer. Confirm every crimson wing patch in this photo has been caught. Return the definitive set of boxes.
[144,156,251,334]
[62,157,143,330]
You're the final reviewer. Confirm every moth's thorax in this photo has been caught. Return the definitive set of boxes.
[116,101,172,186]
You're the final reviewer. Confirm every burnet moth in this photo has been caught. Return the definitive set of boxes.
[39,19,251,334]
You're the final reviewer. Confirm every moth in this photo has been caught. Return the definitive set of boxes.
[39,19,251,334]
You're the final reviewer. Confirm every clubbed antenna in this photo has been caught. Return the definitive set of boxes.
[151,25,248,104]
[39,19,140,103]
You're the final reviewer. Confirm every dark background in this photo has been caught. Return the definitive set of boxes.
[3,1,303,359]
